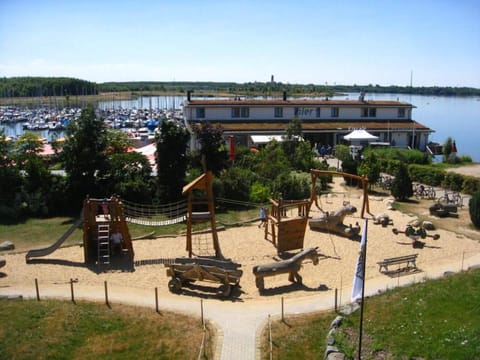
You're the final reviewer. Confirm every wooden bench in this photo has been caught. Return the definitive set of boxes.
[377,254,418,273]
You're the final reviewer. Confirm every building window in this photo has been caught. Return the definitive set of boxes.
[294,107,299,116]
[362,108,377,117]
[274,107,283,118]
[316,107,321,118]
[196,107,205,118]
[398,108,405,118]
[232,107,249,118]
[331,107,339,117]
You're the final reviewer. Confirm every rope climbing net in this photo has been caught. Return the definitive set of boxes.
[123,199,188,226]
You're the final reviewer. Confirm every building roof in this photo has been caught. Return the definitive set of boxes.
[189,120,432,133]
[185,99,414,107]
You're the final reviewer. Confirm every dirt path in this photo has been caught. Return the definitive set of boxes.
[445,164,480,177]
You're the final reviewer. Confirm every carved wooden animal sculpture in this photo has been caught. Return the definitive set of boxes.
[309,204,360,237]
[252,247,319,291]
[373,213,393,227]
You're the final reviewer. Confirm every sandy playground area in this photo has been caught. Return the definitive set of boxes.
[1,177,480,303]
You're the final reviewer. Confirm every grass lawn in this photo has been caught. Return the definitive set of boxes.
[262,268,480,359]
[0,298,214,359]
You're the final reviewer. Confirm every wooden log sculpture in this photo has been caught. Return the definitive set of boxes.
[252,247,319,291]
[373,213,393,227]
[309,204,360,237]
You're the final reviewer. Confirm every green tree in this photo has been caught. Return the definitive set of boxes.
[0,131,24,220]
[220,166,257,201]
[442,137,453,163]
[106,129,132,154]
[254,140,292,182]
[334,144,352,163]
[292,140,315,172]
[358,150,381,190]
[282,117,303,164]
[97,152,153,203]
[469,192,480,229]
[12,132,53,216]
[192,122,228,175]
[391,163,413,201]
[156,121,190,202]
[61,105,108,206]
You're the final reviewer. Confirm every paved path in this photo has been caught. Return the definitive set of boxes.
[2,252,480,359]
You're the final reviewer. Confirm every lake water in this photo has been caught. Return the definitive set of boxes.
[2,94,479,161]
[349,93,480,162]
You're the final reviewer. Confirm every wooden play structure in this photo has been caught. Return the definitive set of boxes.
[165,170,243,297]
[309,169,370,218]
[264,169,370,253]
[165,257,242,297]
[252,247,320,291]
[182,171,223,258]
[82,196,134,264]
[264,197,311,253]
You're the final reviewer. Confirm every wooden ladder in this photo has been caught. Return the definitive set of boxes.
[97,223,110,265]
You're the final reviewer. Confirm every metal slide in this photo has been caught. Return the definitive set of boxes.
[25,218,83,262]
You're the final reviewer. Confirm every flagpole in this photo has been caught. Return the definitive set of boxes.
[357,219,368,359]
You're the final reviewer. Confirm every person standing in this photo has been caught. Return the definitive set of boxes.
[110,227,123,255]
[258,207,267,228]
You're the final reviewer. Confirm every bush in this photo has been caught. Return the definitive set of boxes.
[408,164,445,186]
[334,144,352,163]
[462,176,480,195]
[459,155,473,163]
[341,159,358,186]
[391,164,413,201]
[469,192,480,229]
[249,182,271,203]
[372,148,431,165]
[442,172,464,191]
[272,171,312,200]
[220,166,257,201]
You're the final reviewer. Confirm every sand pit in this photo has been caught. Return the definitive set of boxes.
[1,178,480,303]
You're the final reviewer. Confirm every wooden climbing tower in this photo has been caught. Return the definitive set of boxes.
[265,197,312,253]
[82,195,134,264]
[182,171,223,259]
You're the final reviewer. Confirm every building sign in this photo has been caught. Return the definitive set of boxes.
[294,107,315,117]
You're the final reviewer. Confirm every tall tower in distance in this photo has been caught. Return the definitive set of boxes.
[271,74,275,84]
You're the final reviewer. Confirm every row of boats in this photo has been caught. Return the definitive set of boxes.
[0,105,184,133]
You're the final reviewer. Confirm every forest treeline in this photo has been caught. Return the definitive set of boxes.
[1,77,480,98]
[0,77,98,97]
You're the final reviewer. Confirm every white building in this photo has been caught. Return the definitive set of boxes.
[183,92,433,152]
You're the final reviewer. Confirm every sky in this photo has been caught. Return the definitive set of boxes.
[1,0,479,87]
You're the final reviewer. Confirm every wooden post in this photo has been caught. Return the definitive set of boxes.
[281,297,284,322]
[200,299,204,326]
[334,288,338,312]
[104,280,110,307]
[70,279,75,304]
[155,287,159,313]
[35,278,40,301]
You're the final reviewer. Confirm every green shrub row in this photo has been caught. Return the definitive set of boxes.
[407,164,480,195]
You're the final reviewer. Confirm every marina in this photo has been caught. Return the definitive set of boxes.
[1,94,479,162]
